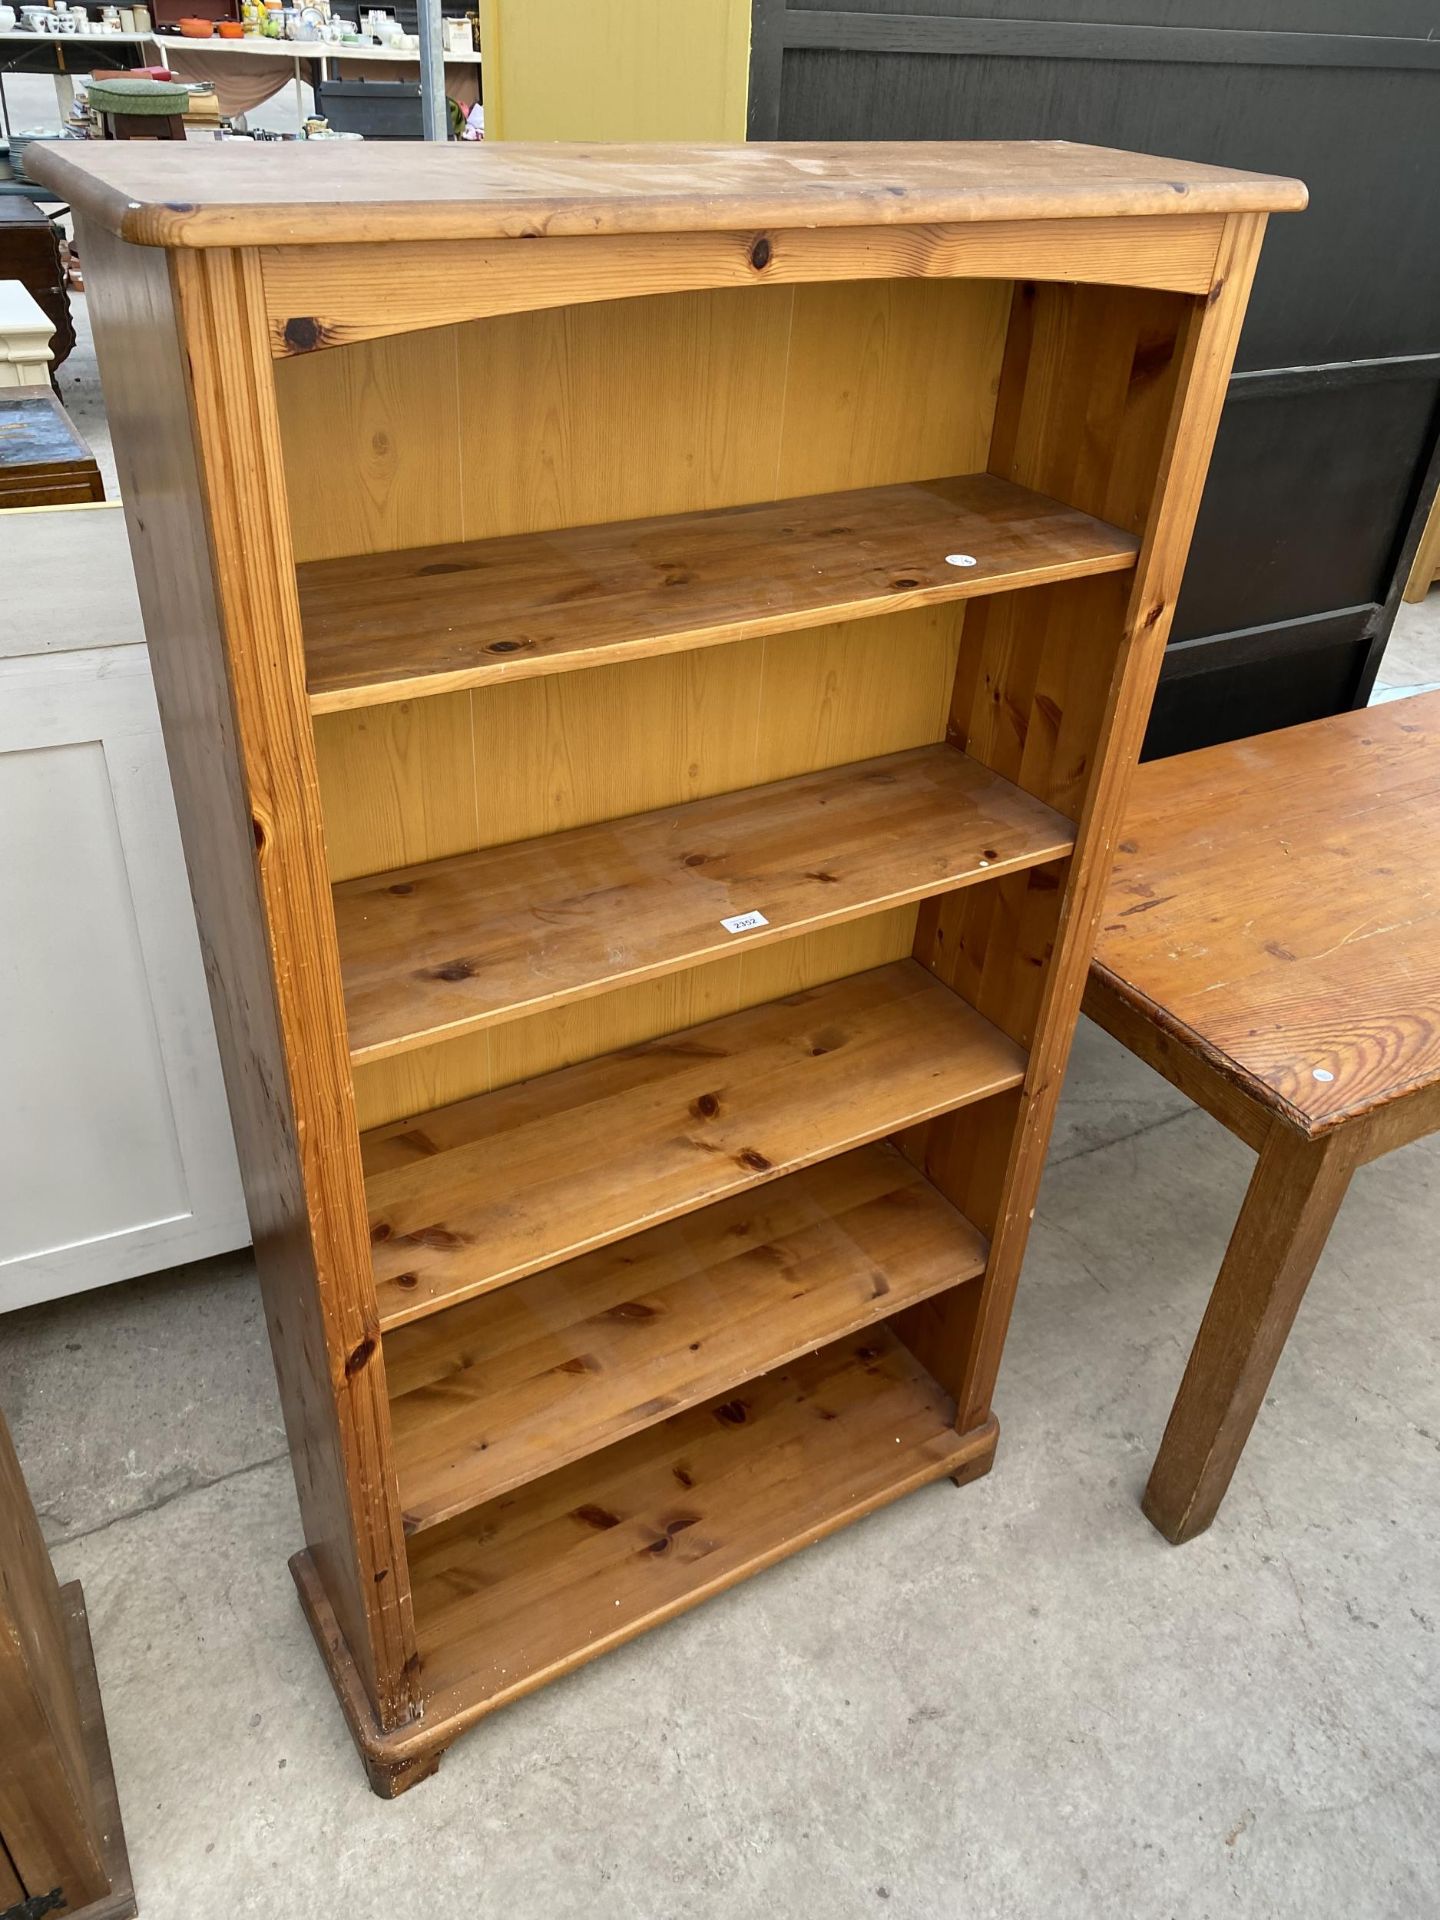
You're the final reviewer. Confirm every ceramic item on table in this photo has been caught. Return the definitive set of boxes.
[178,15,213,32]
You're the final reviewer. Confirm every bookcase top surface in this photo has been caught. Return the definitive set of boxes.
[26,138,1305,250]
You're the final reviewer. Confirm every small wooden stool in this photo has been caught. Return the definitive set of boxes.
[1085,692,1440,1543]
[87,77,190,142]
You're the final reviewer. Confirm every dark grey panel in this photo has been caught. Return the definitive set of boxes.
[776,51,1440,369]
[1173,371,1440,641]
[785,1,1434,31]
[782,14,1440,70]
[1146,610,1374,757]
[759,1,1440,752]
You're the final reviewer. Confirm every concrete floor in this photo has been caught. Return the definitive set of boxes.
[6,85,1440,1908]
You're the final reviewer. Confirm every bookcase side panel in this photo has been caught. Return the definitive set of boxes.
[903,221,1269,1422]
[913,220,1259,1428]
[78,225,418,1730]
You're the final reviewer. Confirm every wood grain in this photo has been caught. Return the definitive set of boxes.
[299,473,1136,713]
[26,138,1306,250]
[408,1327,996,1727]
[949,221,1268,1433]
[906,224,1271,1435]
[262,215,1225,357]
[363,958,1025,1329]
[1082,969,1270,1154]
[352,907,921,1135]
[50,1584,138,1920]
[386,1141,987,1532]
[335,743,1075,1065]
[1090,690,1440,1134]
[1142,1122,1359,1544]
[78,223,420,1728]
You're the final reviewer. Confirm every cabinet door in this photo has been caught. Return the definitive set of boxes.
[0,642,248,1310]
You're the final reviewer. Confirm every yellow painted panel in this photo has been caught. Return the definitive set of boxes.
[478,0,750,143]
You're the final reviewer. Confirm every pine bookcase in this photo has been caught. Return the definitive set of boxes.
[29,139,1304,1794]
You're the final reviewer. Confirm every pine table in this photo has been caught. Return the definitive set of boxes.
[1085,692,1440,1542]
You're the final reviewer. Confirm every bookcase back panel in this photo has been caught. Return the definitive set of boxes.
[274,276,1012,563]
[314,607,965,882]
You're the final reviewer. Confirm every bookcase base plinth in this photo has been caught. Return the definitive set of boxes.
[294,1354,1000,1798]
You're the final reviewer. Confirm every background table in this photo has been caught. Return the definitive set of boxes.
[1085,692,1440,1541]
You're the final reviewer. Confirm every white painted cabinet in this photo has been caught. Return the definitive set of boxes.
[1,505,248,1311]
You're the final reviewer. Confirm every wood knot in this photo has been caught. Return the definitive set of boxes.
[715,1400,748,1426]
[344,1335,376,1377]
[691,1092,721,1120]
[736,1147,771,1172]
[574,1504,620,1530]
[749,234,772,270]
[388,881,415,896]
[283,315,322,353]
[404,1225,468,1249]
[486,637,534,654]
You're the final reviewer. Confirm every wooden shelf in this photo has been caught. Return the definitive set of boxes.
[336,743,1074,1067]
[299,473,1139,713]
[364,959,1025,1331]
[386,1141,988,1533]
[407,1325,994,1727]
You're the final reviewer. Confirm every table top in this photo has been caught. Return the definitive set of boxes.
[22,138,1306,250]
[1092,691,1440,1135]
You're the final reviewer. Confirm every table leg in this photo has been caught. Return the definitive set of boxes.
[1142,1120,1358,1544]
